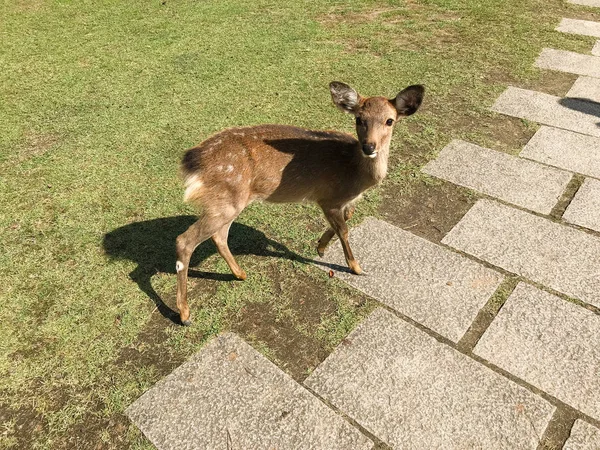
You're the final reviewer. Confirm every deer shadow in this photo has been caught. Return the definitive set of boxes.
[102,215,344,325]
[558,97,600,124]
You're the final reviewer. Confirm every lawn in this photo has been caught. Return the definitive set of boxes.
[0,0,596,448]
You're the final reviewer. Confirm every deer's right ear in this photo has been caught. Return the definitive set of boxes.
[330,82,361,114]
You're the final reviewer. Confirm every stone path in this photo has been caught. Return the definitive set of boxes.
[521,126,600,179]
[536,48,600,78]
[563,178,600,231]
[474,283,600,420]
[126,5,600,449]
[564,421,600,450]
[315,217,503,342]
[557,18,600,38]
[491,87,600,137]
[567,75,600,102]
[126,333,372,450]
[305,309,554,450]
[421,140,571,214]
[568,0,600,7]
[443,199,600,308]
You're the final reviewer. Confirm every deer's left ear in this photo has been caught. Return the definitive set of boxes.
[392,85,425,116]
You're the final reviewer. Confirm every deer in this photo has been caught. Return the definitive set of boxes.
[175,81,424,325]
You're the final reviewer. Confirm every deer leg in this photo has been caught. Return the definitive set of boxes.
[322,206,362,275]
[317,204,356,257]
[175,214,232,325]
[212,221,247,280]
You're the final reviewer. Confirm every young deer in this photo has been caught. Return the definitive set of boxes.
[176,82,424,325]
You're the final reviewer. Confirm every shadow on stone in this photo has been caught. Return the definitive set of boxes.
[102,215,341,324]
[559,97,600,123]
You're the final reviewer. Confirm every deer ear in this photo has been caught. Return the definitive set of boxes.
[330,82,361,114]
[393,85,425,116]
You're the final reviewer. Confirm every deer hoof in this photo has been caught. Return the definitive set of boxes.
[181,319,192,326]
[349,263,363,275]
[317,247,326,257]
[235,270,247,281]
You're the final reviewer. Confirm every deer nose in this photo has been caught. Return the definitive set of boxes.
[362,143,376,156]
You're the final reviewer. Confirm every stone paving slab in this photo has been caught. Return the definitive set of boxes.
[557,18,600,38]
[491,87,600,137]
[475,283,600,420]
[305,308,555,449]
[521,126,600,179]
[318,217,503,342]
[567,0,600,7]
[442,199,600,308]
[126,333,372,450]
[566,75,600,102]
[535,48,600,78]
[568,0,600,7]
[422,140,571,214]
[563,177,600,232]
[564,420,600,450]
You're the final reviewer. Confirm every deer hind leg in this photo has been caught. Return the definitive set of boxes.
[212,221,246,280]
[321,205,362,275]
[175,211,238,325]
[317,204,355,257]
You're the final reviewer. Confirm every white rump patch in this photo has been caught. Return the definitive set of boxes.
[176,261,184,272]
[184,174,203,202]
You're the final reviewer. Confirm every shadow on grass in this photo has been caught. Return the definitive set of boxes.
[102,216,346,325]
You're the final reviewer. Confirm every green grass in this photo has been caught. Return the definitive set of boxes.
[0,0,595,447]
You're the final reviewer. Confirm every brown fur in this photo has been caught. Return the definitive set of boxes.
[175,82,424,325]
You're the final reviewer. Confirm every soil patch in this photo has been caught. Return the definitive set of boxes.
[114,309,187,378]
[232,301,330,381]
[0,402,47,449]
[486,69,578,98]
[56,408,131,450]
[17,132,59,163]
[380,179,477,243]
[231,263,368,382]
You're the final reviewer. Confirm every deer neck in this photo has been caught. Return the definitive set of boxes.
[358,141,390,185]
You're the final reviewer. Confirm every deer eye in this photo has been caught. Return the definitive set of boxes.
[386,118,394,126]
[355,117,363,126]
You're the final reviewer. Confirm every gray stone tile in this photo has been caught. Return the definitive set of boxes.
[442,199,600,308]
[491,87,600,137]
[126,333,372,450]
[422,140,571,214]
[535,48,600,78]
[305,308,555,450]
[564,420,600,450]
[318,217,503,342]
[593,40,600,56]
[521,126,600,179]
[563,177,600,232]
[557,18,600,38]
[567,75,600,102]
[475,283,600,420]
[568,0,600,7]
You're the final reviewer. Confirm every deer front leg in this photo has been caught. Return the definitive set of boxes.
[322,206,362,275]
[317,204,355,257]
